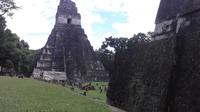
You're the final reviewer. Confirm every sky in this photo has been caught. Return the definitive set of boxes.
[7,0,161,50]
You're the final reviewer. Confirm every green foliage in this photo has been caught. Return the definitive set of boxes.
[0,0,19,16]
[0,16,6,32]
[0,1,35,77]
[101,36,129,52]
[95,49,114,74]
[128,32,152,48]
[0,16,37,77]
[96,32,152,74]
[5,59,14,69]
[101,32,152,52]
[102,32,153,109]
[0,77,111,112]
[19,50,38,77]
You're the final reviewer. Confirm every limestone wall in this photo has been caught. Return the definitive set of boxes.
[107,0,200,111]
[156,0,200,23]
[107,37,176,111]
[107,13,200,111]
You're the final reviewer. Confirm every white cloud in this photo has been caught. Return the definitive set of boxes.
[7,0,59,49]
[7,0,160,49]
[74,0,160,48]
[111,0,160,37]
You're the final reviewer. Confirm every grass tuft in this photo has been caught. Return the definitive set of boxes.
[0,77,111,112]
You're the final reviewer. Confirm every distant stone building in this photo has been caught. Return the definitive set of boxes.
[32,0,108,82]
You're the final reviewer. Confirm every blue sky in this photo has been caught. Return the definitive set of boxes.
[92,11,127,37]
[7,0,160,50]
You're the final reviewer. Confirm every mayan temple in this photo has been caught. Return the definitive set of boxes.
[107,0,200,112]
[154,0,200,40]
[32,0,108,82]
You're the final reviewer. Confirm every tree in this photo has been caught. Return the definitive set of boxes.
[105,33,152,108]
[0,1,37,77]
[96,32,152,75]
[0,16,6,32]
[96,37,129,74]
[0,17,37,76]
[95,49,115,74]
[101,36,129,52]
[20,40,29,49]
[100,33,152,53]
[5,59,14,69]
[19,49,38,77]
[0,0,19,16]
[127,32,152,48]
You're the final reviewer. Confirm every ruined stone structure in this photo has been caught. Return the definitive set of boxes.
[107,0,200,112]
[32,0,108,82]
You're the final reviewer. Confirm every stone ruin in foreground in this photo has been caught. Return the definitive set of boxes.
[32,0,108,83]
[107,0,200,112]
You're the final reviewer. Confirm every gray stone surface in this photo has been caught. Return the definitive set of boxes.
[32,0,108,82]
[156,0,200,23]
[107,0,200,112]
[107,38,176,112]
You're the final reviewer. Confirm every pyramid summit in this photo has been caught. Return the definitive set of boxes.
[32,0,108,82]
[56,0,81,26]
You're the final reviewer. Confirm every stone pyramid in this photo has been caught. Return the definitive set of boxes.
[32,0,108,82]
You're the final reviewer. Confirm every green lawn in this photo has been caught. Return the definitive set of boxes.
[0,77,111,112]
[81,82,108,102]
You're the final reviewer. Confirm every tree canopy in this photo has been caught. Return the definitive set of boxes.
[0,15,37,77]
[96,32,152,74]
[0,0,19,16]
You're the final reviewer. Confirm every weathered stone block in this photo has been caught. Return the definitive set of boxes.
[32,0,108,82]
[108,0,200,111]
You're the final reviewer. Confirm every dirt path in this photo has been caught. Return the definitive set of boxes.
[64,86,126,112]
[108,105,126,112]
